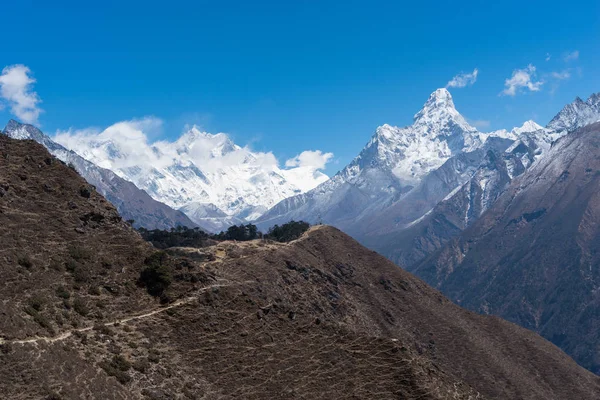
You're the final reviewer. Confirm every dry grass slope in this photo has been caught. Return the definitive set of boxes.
[0,135,599,399]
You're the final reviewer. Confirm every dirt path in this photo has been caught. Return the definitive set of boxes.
[1,280,251,346]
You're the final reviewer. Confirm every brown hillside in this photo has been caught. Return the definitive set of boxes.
[0,135,157,340]
[0,134,599,399]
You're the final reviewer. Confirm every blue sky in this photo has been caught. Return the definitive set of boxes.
[2,0,599,175]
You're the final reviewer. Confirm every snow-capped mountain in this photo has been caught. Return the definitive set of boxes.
[2,120,197,230]
[351,88,482,186]
[256,88,581,269]
[54,125,329,231]
[547,92,600,133]
[362,120,559,267]
[257,88,507,231]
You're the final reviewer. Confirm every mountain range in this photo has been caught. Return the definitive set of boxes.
[255,89,568,240]
[4,87,600,377]
[53,124,329,231]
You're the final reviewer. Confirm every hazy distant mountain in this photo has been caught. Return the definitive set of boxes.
[53,125,329,231]
[178,202,245,233]
[414,122,600,373]
[2,120,197,230]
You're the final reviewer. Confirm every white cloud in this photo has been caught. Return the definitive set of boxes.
[285,150,334,170]
[0,64,43,125]
[55,117,165,170]
[501,64,544,96]
[446,68,479,88]
[54,119,331,184]
[563,50,579,62]
[545,53,551,62]
[468,119,491,129]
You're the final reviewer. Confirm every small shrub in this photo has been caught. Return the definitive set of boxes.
[49,260,63,272]
[0,342,13,354]
[55,286,71,299]
[24,306,37,317]
[79,186,91,198]
[132,359,150,373]
[62,299,72,310]
[73,266,91,283]
[73,297,89,316]
[29,294,45,311]
[138,252,172,297]
[88,286,101,296]
[33,313,54,333]
[68,245,92,261]
[111,354,132,371]
[100,355,132,384]
[65,259,79,272]
[148,348,160,363]
[17,255,33,269]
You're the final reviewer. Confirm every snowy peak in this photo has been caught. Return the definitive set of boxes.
[411,89,477,149]
[174,127,239,158]
[4,119,41,140]
[413,88,469,128]
[339,88,482,186]
[4,119,22,134]
[547,92,600,133]
[587,92,600,108]
[416,88,456,116]
[513,120,544,135]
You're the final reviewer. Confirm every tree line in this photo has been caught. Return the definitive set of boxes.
[137,220,310,249]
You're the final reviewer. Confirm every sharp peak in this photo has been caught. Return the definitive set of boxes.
[586,92,600,105]
[432,87,452,97]
[521,119,543,128]
[513,120,544,133]
[419,88,456,111]
[412,88,464,124]
[4,119,42,133]
[4,119,23,131]
[182,126,230,140]
[425,88,454,103]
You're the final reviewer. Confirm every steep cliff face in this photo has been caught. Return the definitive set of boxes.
[414,122,600,373]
